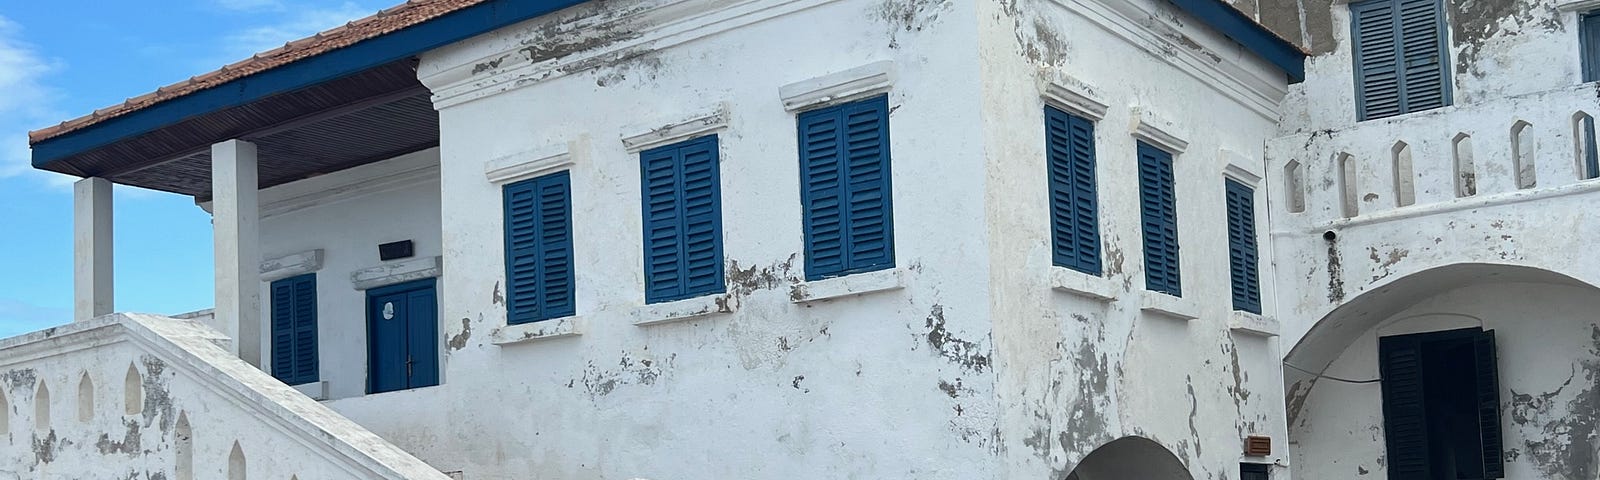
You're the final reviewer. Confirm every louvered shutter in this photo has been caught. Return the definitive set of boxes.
[1475,330,1506,478]
[641,136,725,303]
[1353,0,1400,119]
[503,172,575,324]
[1379,335,1432,480]
[1047,106,1101,275]
[270,280,296,382]
[800,95,895,280]
[269,274,317,385]
[1225,179,1261,314]
[1138,142,1181,296]
[1353,0,1448,120]
[1396,0,1447,112]
[1583,13,1600,82]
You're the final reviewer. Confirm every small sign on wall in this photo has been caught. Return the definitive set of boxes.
[379,240,414,261]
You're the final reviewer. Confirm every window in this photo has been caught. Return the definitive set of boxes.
[1583,12,1600,82]
[503,172,575,324]
[799,95,894,281]
[640,135,725,303]
[1351,0,1450,121]
[1225,179,1261,314]
[269,273,317,385]
[1047,106,1101,275]
[1137,142,1180,296]
[1240,463,1271,480]
[1378,328,1504,480]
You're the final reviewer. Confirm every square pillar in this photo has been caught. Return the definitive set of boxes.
[73,177,113,321]
[213,139,262,367]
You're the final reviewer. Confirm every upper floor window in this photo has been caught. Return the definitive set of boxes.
[503,172,576,324]
[1351,0,1450,121]
[640,135,726,303]
[1224,179,1261,314]
[798,95,895,281]
[269,273,318,385]
[1047,106,1102,276]
[1137,141,1181,297]
[1583,12,1600,82]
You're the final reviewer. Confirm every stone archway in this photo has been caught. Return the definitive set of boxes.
[1063,436,1193,480]
[1284,262,1600,479]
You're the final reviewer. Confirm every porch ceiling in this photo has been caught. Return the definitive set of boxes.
[37,60,438,199]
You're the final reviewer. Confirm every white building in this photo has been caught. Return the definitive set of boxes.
[8,0,1591,478]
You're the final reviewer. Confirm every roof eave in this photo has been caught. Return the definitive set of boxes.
[30,0,590,174]
[1166,0,1308,83]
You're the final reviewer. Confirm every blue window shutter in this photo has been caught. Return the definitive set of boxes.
[1584,13,1600,82]
[800,95,894,281]
[1046,106,1101,275]
[1378,335,1432,480]
[1225,179,1261,314]
[503,172,575,324]
[1353,0,1448,120]
[1138,142,1181,296]
[269,273,317,385]
[640,135,725,303]
[1474,330,1506,478]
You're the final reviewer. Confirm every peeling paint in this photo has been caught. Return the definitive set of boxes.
[446,318,472,351]
[922,305,990,372]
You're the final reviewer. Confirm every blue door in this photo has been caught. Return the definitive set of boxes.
[366,278,439,394]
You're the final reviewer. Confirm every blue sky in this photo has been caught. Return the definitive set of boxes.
[0,0,393,337]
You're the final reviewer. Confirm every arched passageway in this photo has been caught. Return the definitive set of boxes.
[1286,263,1600,479]
[1063,436,1193,480]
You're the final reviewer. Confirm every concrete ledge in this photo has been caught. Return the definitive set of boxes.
[491,316,582,345]
[1557,0,1600,11]
[261,249,324,282]
[1049,267,1117,302]
[620,107,729,153]
[632,295,734,326]
[790,268,906,304]
[1229,311,1281,337]
[1139,291,1200,320]
[350,256,442,291]
[292,380,329,401]
[1132,106,1189,154]
[484,143,572,185]
[1040,76,1109,121]
[779,60,896,112]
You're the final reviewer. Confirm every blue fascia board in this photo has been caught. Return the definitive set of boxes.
[31,0,590,170]
[1167,0,1307,83]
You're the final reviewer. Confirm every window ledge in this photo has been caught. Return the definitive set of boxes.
[779,60,896,112]
[1140,291,1200,320]
[1049,267,1117,302]
[491,316,583,345]
[1557,0,1600,11]
[632,295,735,326]
[291,381,329,401]
[260,249,324,282]
[350,256,442,291]
[1228,311,1281,337]
[790,268,906,304]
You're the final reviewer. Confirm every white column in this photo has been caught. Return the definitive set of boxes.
[212,139,262,367]
[73,177,113,322]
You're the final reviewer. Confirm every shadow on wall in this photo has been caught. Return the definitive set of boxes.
[1064,436,1194,480]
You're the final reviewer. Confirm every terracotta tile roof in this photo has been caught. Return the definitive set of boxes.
[27,0,487,145]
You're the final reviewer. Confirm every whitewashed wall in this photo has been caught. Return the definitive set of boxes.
[977,0,1290,478]
[255,149,443,401]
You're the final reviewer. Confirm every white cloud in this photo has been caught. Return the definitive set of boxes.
[0,16,63,181]
[218,2,373,61]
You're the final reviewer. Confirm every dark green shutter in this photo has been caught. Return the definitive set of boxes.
[1047,106,1101,275]
[1475,330,1505,478]
[1352,0,1449,120]
[799,95,894,281]
[503,172,575,324]
[641,135,725,303]
[1138,142,1180,296]
[269,274,317,385]
[1225,179,1261,314]
[1378,335,1432,480]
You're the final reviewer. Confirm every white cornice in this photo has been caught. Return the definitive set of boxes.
[484,142,574,185]
[1040,75,1111,121]
[260,249,324,282]
[1053,0,1286,120]
[620,106,730,153]
[1557,0,1600,12]
[423,0,836,110]
[778,60,897,112]
[1222,149,1264,186]
[1132,107,1190,154]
